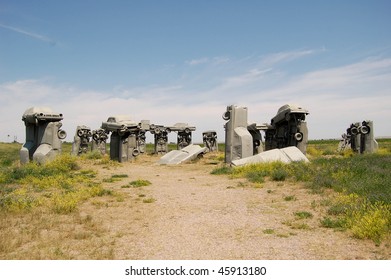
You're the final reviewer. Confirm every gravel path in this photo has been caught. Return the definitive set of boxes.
[82,154,390,260]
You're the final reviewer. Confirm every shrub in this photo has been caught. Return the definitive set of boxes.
[294,211,313,219]
[271,167,288,181]
[263,228,275,234]
[103,174,128,183]
[284,195,296,201]
[129,179,152,188]
[245,170,266,183]
[142,197,156,203]
[320,217,347,229]
[349,201,390,244]
[306,147,323,157]
[111,174,128,178]
[210,166,232,175]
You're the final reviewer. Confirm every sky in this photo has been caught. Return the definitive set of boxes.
[1,0,390,143]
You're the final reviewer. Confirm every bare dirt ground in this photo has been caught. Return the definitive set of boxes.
[79,153,390,260]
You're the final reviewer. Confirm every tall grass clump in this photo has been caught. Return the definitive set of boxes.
[128,179,152,188]
[271,166,288,181]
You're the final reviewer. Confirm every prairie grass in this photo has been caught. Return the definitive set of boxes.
[211,140,391,243]
[230,161,288,184]
[0,210,115,259]
[128,179,152,188]
[103,174,128,183]
[0,142,20,167]
[210,166,232,175]
[0,144,116,258]
[322,193,390,244]
[142,197,156,203]
[81,150,103,160]
[0,154,111,214]
[263,228,275,234]
[294,211,313,219]
[284,195,296,201]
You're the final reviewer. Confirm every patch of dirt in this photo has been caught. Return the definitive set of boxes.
[79,153,390,260]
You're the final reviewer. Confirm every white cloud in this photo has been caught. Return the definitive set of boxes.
[186,56,230,66]
[211,56,230,65]
[218,68,272,90]
[186,57,209,66]
[1,51,390,143]
[0,23,57,45]
[246,57,391,139]
[259,48,320,66]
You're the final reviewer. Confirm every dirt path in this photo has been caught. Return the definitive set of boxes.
[80,154,390,260]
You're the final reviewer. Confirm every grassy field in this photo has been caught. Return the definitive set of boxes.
[0,142,118,259]
[212,138,391,244]
[0,139,390,258]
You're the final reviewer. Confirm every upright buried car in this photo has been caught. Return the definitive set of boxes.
[20,107,67,164]
[265,104,309,154]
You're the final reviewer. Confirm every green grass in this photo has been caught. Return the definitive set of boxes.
[307,154,391,202]
[284,195,296,201]
[210,166,232,175]
[210,140,391,243]
[294,211,313,219]
[81,150,103,160]
[271,167,288,181]
[2,140,391,244]
[142,197,156,203]
[263,228,275,234]
[128,179,152,188]
[320,216,347,230]
[103,174,128,183]
[212,146,391,206]
[121,179,152,188]
[229,161,288,184]
[0,145,113,214]
[0,143,119,259]
[0,143,20,167]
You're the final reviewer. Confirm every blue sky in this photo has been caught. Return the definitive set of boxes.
[1,0,390,143]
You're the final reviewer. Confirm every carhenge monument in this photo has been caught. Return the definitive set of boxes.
[263,104,309,154]
[150,123,196,153]
[223,104,309,165]
[203,130,218,152]
[91,128,108,155]
[150,125,170,154]
[338,120,378,154]
[101,116,149,162]
[222,105,253,163]
[71,125,92,156]
[20,107,67,164]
